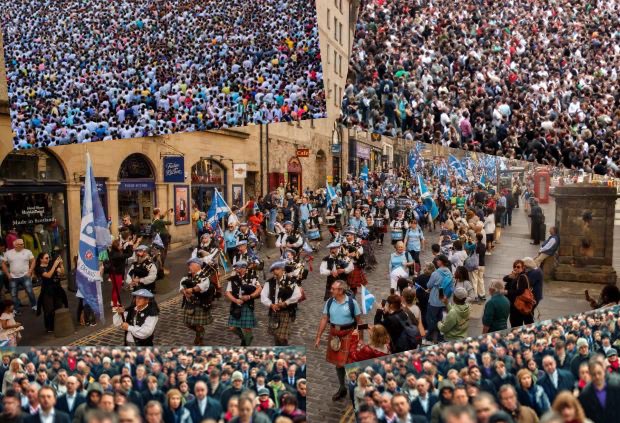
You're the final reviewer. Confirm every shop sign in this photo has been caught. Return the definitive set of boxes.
[119,180,155,191]
[331,144,341,154]
[357,145,371,159]
[233,163,248,179]
[12,205,54,226]
[163,156,185,183]
[296,148,310,158]
[370,133,382,142]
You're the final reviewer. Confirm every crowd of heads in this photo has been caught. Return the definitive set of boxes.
[341,0,620,175]
[0,347,307,423]
[2,0,325,149]
[346,304,620,423]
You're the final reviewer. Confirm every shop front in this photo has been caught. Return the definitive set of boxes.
[118,154,156,234]
[357,144,371,174]
[287,157,302,193]
[0,149,70,270]
[191,158,227,212]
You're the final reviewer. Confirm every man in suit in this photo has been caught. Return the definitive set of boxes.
[184,380,223,422]
[119,375,143,410]
[538,355,576,404]
[410,378,438,421]
[54,376,84,419]
[2,389,25,423]
[284,365,298,394]
[579,357,620,423]
[26,386,70,423]
[392,392,427,423]
[296,357,306,379]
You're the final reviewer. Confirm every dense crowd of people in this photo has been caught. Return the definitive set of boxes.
[2,0,325,149]
[0,347,307,423]
[341,0,620,176]
[345,304,620,423]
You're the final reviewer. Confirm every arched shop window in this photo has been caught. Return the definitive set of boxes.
[118,154,156,231]
[0,149,70,272]
[191,159,227,212]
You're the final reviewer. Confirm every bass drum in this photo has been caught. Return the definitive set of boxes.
[307,228,321,240]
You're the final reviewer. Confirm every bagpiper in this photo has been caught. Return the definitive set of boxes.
[325,198,343,240]
[125,245,158,293]
[232,240,261,279]
[319,242,353,301]
[341,228,366,297]
[225,260,262,346]
[113,289,160,346]
[260,260,302,346]
[236,222,258,249]
[192,232,220,266]
[275,220,303,256]
[180,257,217,345]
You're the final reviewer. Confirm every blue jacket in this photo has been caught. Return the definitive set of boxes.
[427,267,452,307]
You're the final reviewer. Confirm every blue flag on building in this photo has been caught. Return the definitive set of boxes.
[76,153,110,322]
[361,285,375,314]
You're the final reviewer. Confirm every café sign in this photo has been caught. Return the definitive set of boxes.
[296,148,310,158]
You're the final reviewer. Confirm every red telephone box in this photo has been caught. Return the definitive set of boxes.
[534,169,550,204]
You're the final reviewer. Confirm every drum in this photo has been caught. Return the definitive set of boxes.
[308,228,320,240]
[374,218,384,227]
[325,216,336,226]
[391,229,404,241]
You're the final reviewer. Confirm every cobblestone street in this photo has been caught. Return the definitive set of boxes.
[7,200,614,422]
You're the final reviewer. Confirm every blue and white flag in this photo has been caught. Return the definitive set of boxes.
[361,285,375,315]
[417,174,439,219]
[326,182,339,204]
[207,189,231,229]
[449,155,468,181]
[76,153,109,322]
[360,165,369,182]
[417,175,431,199]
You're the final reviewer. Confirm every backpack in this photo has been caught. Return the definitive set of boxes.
[464,252,479,272]
[326,295,357,326]
[440,271,454,298]
[395,313,421,352]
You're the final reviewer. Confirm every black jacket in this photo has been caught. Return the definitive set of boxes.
[410,394,439,421]
[537,369,575,404]
[578,378,620,423]
[55,394,85,419]
[25,410,71,423]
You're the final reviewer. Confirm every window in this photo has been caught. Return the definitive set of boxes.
[338,54,342,76]
[327,44,330,64]
[334,83,338,106]
[334,17,338,41]
[333,51,337,74]
[327,8,330,29]
[339,22,343,46]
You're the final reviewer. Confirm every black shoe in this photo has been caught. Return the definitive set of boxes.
[332,387,348,401]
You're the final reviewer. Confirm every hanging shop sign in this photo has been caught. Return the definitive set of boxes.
[163,156,185,183]
[233,163,248,179]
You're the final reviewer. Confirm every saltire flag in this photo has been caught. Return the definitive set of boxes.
[360,164,369,182]
[326,182,340,204]
[408,149,417,175]
[417,174,439,220]
[449,155,468,181]
[361,285,376,314]
[499,157,508,171]
[207,189,231,230]
[76,153,110,322]
[219,250,231,273]
[480,174,487,187]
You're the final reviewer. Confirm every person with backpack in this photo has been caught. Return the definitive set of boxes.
[437,287,471,341]
[426,255,453,344]
[314,280,361,402]
[373,294,419,354]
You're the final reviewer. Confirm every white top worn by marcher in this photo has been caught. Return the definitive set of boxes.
[112,307,159,343]
[260,278,302,307]
[3,248,34,278]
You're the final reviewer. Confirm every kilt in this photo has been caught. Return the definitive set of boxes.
[183,305,213,326]
[228,304,257,329]
[268,310,292,339]
[347,266,368,289]
[326,327,357,366]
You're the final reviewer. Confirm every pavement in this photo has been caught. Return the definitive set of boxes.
[3,198,616,422]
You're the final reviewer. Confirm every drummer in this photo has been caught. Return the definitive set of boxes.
[372,198,390,247]
[305,208,323,251]
[325,198,343,240]
[389,209,409,245]
[315,279,361,402]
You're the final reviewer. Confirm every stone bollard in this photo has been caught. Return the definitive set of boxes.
[266,232,277,249]
[54,308,75,337]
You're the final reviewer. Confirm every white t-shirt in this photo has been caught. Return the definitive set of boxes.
[4,249,34,278]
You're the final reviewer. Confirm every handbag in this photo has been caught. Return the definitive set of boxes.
[464,252,479,271]
[514,274,536,315]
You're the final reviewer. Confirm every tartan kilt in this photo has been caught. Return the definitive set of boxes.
[228,304,257,329]
[183,305,213,326]
[347,266,367,289]
[268,311,292,339]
